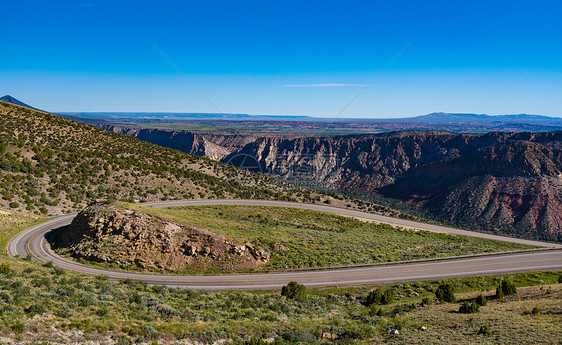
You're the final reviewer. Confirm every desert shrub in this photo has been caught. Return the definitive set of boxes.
[435,283,456,302]
[368,306,384,316]
[53,267,65,275]
[475,294,487,306]
[114,336,132,345]
[531,306,541,315]
[365,288,394,306]
[364,289,382,306]
[11,321,25,333]
[280,328,317,343]
[0,263,13,275]
[558,275,562,284]
[55,306,72,318]
[381,289,395,305]
[421,297,431,306]
[75,291,98,307]
[478,325,491,336]
[459,301,479,314]
[143,325,159,338]
[246,339,269,345]
[25,304,46,316]
[95,308,109,316]
[496,280,516,298]
[281,281,305,299]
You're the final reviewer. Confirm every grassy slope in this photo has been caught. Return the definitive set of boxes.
[61,203,534,274]
[0,211,561,344]
[0,101,316,215]
[0,209,39,250]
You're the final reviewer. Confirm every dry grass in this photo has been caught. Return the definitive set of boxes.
[395,284,562,344]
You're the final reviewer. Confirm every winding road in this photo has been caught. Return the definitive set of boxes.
[8,199,562,290]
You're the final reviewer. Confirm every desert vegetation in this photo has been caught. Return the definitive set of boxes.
[0,256,560,344]
[52,203,537,273]
[0,212,560,344]
[0,102,332,215]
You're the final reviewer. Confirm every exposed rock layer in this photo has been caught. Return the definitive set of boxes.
[56,203,270,271]
[103,127,562,241]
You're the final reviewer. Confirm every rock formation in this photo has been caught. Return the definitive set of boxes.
[101,127,562,241]
[55,203,271,272]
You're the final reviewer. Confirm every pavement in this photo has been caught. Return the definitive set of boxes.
[7,199,562,290]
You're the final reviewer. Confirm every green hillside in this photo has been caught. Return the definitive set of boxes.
[0,101,322,214]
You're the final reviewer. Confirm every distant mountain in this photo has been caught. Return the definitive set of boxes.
[393,112,562,124]
[62,110,562,123]
[66,111,562,133]
[63,112,318,122]
[0,95,43,111]
[5,95,562,132]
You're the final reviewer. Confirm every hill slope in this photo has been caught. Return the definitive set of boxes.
[0,95,43,111]
[0,101,333,214]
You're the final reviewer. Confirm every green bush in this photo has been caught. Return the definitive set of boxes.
[281,281,305,299]
[364,289,382,306]
[558,275,562,284]
[280,328,317,343]
[0,263,13,275]
[478,325,491,336]
[381,289,395,305]
[114,336,132,345]
[496,280,517,298]
[475,294,487,306]
[531,306,541,315]
[11,322,25,333]
[459,301,479,314]
[25,304,46,316]
[435,283,456,303]
[365,288,395,305]
[421,297,432,306]
[144,325,159,338]
[9,201,19,208]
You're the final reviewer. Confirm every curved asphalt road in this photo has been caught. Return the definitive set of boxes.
[8,199,562,290]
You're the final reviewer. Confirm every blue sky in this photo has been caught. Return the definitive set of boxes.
[1,0,561,117]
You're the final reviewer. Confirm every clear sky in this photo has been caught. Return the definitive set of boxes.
[1,0,561,117]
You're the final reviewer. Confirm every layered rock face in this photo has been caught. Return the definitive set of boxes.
[56,203,270,272]
[233,131,562,240]
[101,127,562,241]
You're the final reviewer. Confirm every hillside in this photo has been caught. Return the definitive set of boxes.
[0,95,43,111]
[0,101,357,215]
[103,128,562,241]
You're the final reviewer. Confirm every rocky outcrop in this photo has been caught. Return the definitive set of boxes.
[55,203,270,272]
